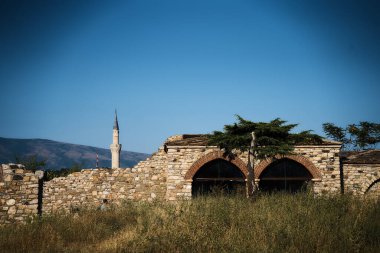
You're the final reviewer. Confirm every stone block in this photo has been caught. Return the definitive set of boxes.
[29,199,38,204]
[15,169,24,174]
[27,204,38,210]
[4,175,12,182]
[7,206,16,215]
[6,199,16,206]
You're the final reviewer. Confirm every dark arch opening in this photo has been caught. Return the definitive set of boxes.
[192,159,246,196]
[259,158,313,193]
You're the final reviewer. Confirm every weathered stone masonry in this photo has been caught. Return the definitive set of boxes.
[0,164,41,224]
[341,150,380,197]
[43,148,168,213]
[344,164,380,196]
[164,139,342,199]
[1,135,379,224]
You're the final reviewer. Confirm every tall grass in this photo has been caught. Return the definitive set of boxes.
[0,194,379,253]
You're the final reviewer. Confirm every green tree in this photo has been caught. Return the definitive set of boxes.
[208,115,322,196]
[322,122,380,150]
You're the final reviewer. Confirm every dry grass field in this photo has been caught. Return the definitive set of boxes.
[0,193,379,253]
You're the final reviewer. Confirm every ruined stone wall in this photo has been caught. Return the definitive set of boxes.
[42,148,168,213]
[0,164,41,224]
[343,163,380,195]
[4,134,380,224]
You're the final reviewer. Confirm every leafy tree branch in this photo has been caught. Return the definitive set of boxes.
[208,115,322,159]
[322,122,380,150]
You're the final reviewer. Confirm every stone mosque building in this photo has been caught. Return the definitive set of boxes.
[1,113,380,223]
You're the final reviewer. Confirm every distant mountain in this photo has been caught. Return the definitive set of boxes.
[0,137,150,170]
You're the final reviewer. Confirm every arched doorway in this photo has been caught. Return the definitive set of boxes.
[192,159,246,196]
[259,158,313,193]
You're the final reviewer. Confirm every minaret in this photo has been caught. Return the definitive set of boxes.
[110,110,122,168]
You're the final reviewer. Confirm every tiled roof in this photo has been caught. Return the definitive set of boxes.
[165,135,209,146]
[340,150,380,164]
[165,134,341,146]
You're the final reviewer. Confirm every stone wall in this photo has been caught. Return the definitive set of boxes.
[166,146,219,201]
[343,163,380,195]
[42,148,168,213]
[0,164,42,224]
[41,140,346,206]
[293,146,341,195]
[164,144,342,200]
[2,135,379,223]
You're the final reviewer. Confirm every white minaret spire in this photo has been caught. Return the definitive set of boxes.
[110,110,122,168]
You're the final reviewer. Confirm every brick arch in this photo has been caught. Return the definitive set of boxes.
[184,151,249,180]
[364,178,380,194]
[255,155,322,179]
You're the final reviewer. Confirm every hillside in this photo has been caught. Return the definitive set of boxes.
[0,137,150,170]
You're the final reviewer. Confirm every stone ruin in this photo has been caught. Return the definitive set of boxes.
[0,164,42,224]
[1,134,379,224]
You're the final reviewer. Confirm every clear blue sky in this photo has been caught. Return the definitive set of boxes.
[1,0,379,153]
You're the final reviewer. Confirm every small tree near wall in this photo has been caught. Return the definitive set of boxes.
[207,115,322,197]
